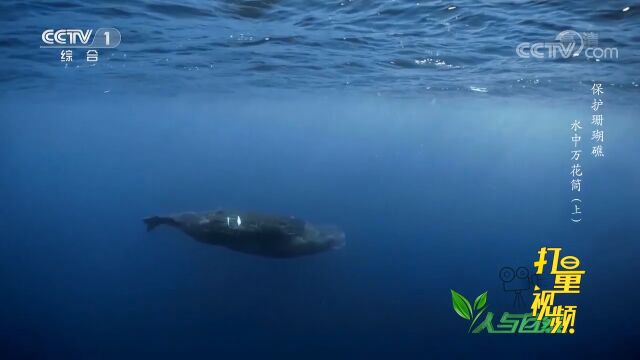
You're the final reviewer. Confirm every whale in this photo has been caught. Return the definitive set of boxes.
[143,210,345,258]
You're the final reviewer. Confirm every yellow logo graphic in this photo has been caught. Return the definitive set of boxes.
[531,247,585,334]
[451,247,586,334]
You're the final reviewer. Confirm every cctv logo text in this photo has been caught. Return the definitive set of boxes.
[42,29,93,46]
[516,30,618,60]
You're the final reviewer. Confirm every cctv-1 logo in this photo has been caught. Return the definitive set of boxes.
[41,28,121,48]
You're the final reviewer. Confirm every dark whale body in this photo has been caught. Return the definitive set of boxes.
[143,210,345,258]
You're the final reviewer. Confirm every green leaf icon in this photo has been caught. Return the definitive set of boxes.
[450,289,472,320]
[473,291,487,311]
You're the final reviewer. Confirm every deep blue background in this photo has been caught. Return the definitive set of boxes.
[1,95,639,358]
[1,0,639,358]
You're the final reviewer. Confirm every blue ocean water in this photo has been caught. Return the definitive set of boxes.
[1,1,640,359]
[1,0,639,97]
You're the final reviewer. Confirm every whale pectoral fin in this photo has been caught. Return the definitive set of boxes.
[143,216,175,232]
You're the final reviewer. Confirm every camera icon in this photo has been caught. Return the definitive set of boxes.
[499,266,536,308]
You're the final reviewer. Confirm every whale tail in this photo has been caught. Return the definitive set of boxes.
[143,216,175,232]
